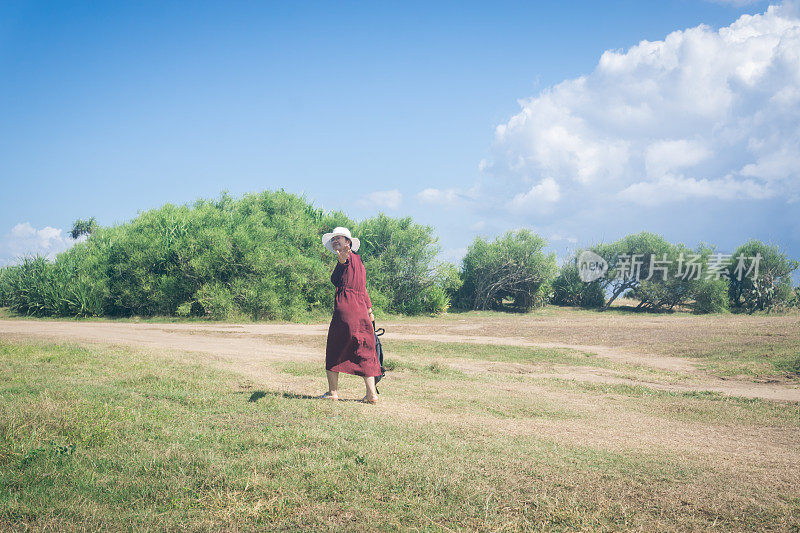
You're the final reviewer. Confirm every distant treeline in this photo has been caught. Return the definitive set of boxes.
[1,190,798,318]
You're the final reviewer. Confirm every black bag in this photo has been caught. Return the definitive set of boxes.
[373,322,386,394]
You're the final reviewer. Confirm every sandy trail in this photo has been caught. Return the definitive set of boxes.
[0,319,798,402]
[379,332,697,372]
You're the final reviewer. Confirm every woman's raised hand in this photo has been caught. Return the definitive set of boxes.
[337,243,351,264]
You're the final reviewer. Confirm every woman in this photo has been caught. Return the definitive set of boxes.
[318,226,381,404]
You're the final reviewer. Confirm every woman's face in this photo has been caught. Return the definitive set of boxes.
[331,235,351,251]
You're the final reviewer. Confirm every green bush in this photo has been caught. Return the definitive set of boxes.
[594,232,677,311]
[691,279,730,314]
[728,240,799,313]
[0,267,9,306]
[6,192,794,320]
[592,234,734,314]
[629,246,723,313]
[455,230,557,311]
[0,250,107,318]
[434,262,463,299]
[0,190,456,319]
[421,284,450,315]
[551,259,605,308]
[356,214,448,315]
[195,282,235,320]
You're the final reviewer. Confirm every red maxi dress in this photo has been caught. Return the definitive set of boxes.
[325,253,382,377]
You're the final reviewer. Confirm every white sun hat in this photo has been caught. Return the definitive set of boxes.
[322,226,360,253]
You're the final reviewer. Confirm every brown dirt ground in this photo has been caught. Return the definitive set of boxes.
[1,318,797,401]
[2,316,799,515]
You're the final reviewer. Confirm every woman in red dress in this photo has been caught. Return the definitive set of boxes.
[318,227,381,404]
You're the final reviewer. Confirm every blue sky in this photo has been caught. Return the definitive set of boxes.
[1,0,798,281]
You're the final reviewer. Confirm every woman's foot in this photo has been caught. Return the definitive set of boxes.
[317,391,339,400]
[360,395,379,404]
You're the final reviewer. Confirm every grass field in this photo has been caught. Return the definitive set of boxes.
[1,306,799,531]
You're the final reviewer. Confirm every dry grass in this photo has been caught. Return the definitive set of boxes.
[380,306,800,380]
[3,337,799,531]
[2,308,800,530]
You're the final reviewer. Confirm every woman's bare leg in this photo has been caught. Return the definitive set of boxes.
[362,376,378,401]
[322,370,339,399]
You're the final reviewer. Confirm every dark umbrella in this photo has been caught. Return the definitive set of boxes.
[372,321,386,394]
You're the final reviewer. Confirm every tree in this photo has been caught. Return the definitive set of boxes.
[70,217,98,239]
[628,242,727,313]
[551,254,605,308]
[594,232,674,311]
[728,240,799,313]
[356,214,446,314]
[594,234,733,313]
[456,230,557,311]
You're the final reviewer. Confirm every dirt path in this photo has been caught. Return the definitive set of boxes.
[1,319,798,402]
[381,332,697,372]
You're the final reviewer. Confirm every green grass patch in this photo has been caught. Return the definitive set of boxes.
[664,333,800,379]
[384,340,613,369]
[380,339,676,384]
[277,361,323,377]
[1,339,797,530]
[533,378,800,427]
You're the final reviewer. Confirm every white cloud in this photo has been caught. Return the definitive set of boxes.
[417,188,459,204]
[508,177,561,213]
[0,222,77,264]
[645,139,711,178]
[618,173,775,205]
[485,5,800,208]
[494,94,631,186]
[360,189,402,210]
[740,144,800,181]
[549,233,579,244]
